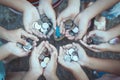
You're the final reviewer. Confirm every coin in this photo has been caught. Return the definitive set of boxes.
[42,23,49,30]
[68,48,75,55]
[34,22,41,30]
[72,27,79,33]
[23,43,33,52]
[71,55,78,61]
[64,55,71,62]
[41,61,47,68]
[40,27,47,34]
[44,57,50,64]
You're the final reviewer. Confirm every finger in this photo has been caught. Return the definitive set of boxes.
[47,29,54,38]
[80,40,101,52]
[37,41,45,50]
[87,30,96,38]
[24,23,33,34]
[64,44,73,49]
[83,35,88,43]
[22,30,39,41]
[18,39,27,45]
[51,17,56,30]
[65,30,75,40]
[31,29,43,38]
[59,46,64,57]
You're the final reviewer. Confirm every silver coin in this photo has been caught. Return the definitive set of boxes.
[44,57,50,64]
[42,23,49,30]
[40,27,47,34]
[33,22,41,30]
[72,27,79,33]
[64,55,71,62]
[23,43,32,52]
[68,48,75,55]
[71,55,79,61]
[41,61,47,68]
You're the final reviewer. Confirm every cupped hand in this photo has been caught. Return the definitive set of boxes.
[5,28,38,45]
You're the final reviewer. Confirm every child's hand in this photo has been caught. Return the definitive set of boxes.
[5,28,38,45]
[57,1,80,34]
[58,46,80,72]
[43,42,58,80]
[85,30,112,43]
[4,42,30,57]
[38,0,56,38]
[80,40,113,52]
[74,13,90,41]
[65,13,90,40]
[23,6,42,37]
[29,41,45,77]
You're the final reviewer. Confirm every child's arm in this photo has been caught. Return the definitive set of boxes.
[0,26,8,40]
[0,0,33,13]
[82,0,119,20]
[74,0,119,40]
[107,24,120,38]
[73,43,120,75]
[84,57,120,75]
[0,42,29,60]
[0,43,11,60]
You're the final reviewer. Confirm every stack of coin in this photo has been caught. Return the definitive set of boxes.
[39,48,51,68]
[33,14,53,36]
[64,48,79,62]
[40,57,50,68]
[17,38,33,52]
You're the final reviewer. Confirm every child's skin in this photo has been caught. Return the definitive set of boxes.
[0,0,56,38]
[0,27,38,45]
[81,24,120,52]
[71,43,120,75]
[0,42,30,60]
[65,0,119,40]
[38,0,56,38]
[57,0,80,34]
[58,45,89,80]
[5,41,58,80]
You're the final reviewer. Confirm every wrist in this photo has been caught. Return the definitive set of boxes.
[0,27,8,40]
[45,73,58,80]
[28,70,41,78]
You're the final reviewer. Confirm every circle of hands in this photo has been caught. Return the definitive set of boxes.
[3,1,119,79]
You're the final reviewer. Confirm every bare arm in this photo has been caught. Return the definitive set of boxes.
[0,0,34,12]
[107,24,120,39]
[0,26,8,40]
[84,57,120,75]
[81,0,119,20]
[0,44,10,60]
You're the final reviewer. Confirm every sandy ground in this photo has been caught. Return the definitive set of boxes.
[0,1,120,80]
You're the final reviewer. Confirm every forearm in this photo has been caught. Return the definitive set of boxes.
[0,44,10,60]
[81,0,119,20]
[108,44,120,52]
[22,71,40,80]
[0,0,34,12]
[107,24,120,39]
[68,0,80,10]
[72,68,89,80]
[0,26,8,40]
[85,57,120,75]
[45,74,59,80]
